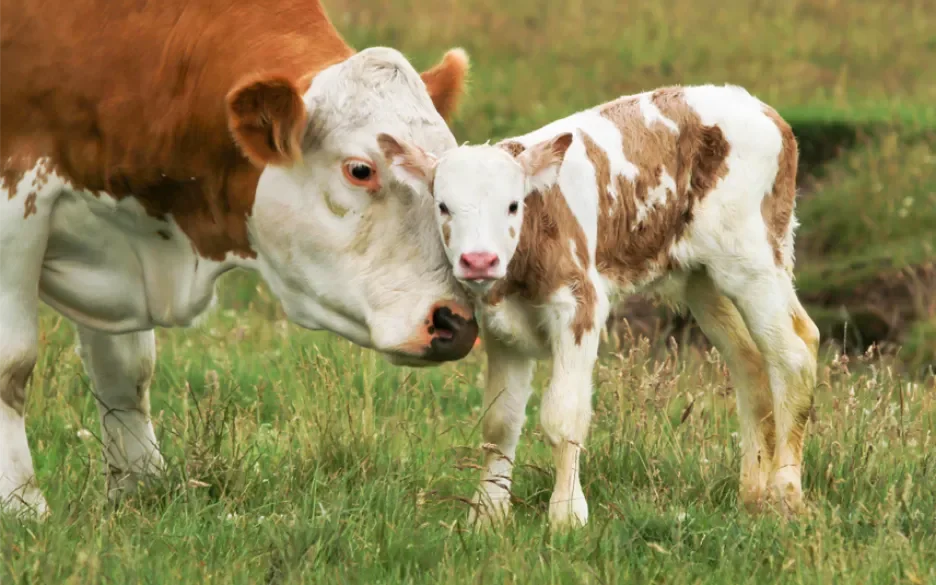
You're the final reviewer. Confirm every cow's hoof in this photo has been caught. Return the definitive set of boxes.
[0,484,49,519]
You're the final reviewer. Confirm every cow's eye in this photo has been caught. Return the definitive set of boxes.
[350,164,372,181]
[342,159,379,188]
[508,201,519,214]
[439,203,450,215]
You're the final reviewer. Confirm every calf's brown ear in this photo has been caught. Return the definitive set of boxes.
[377,133,438,195]
[517,132,574,193]
[227,74,308,168]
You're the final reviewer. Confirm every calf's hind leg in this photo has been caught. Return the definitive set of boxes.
[684,270,774,510]
[711,265,819,514]
[76,327,164,500]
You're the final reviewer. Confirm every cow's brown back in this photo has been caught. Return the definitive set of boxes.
[0,0,352,258]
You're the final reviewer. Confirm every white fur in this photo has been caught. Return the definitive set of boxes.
[411,84,819,529]
[0,48,473,515]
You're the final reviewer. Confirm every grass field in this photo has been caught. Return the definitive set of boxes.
[3,0,936,583]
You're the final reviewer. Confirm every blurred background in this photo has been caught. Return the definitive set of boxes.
[316,0,936,368]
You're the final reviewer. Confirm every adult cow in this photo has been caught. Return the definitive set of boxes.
[0,0,478,515]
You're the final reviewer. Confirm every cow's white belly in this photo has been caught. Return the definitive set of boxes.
[39,189,225,333]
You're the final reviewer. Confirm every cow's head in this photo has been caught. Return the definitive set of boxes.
[226,47,478,365]
[374,132,574,296]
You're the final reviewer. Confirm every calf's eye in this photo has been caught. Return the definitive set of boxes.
[439,202,450,215]
[508,201,519,214]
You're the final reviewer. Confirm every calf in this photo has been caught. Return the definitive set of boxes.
[377,85,820,529]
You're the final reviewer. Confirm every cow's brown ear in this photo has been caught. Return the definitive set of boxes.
[420,48,470,122]
[227,74,307,167]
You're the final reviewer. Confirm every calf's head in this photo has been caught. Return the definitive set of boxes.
[226,47,478,365]
[376,132,574,295]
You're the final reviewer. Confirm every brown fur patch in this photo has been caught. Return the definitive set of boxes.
[441,221,452,247]
[508,226,516,239]
[23,192,37,218]
[760,107,799,267]
[791,310,819,355]
[592,88,731,288]
[486,183,597,344]
[0,353,36,416]
[498,141,526,157]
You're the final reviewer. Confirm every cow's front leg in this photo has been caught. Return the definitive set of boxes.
[76,327,164,500]
[0,341,43,516]
[468,335,535,527]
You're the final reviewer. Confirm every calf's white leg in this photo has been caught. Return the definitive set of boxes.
[76,327,164,499]
[468,335,535,527]
[540,289,603,529]
[684,270,774,510]
[711,265,819,514]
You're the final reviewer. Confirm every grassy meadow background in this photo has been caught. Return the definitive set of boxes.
[3,0,936,583]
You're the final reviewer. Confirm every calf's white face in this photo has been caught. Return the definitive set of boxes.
[376,133,573,295]
[227,47,479,364]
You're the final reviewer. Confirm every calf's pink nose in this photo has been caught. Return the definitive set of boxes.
[460,252,499,272]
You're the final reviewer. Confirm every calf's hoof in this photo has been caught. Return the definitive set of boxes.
[771,467,806,517]
[106,465,163,503]
[468,490,511,529]
[548,491,588,530]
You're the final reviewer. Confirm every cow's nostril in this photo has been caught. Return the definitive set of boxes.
[426,305,478,361]
[432,306,458,341]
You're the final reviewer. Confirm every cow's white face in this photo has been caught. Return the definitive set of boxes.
[376,132,574,296]
[226,47,478,365]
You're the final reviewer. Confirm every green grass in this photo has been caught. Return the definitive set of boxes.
[3,274,936,584]
[4,1,936,582]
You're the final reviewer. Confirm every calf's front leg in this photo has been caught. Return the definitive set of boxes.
[540,324,600,530]
[469,335,535,527]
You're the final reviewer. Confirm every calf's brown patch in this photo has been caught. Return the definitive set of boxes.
[485,171,597,344]
[760,107,799,267]
[591,88,730,288]
[441,220,452,247]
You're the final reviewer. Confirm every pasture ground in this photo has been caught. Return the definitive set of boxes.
[3,0,936,583]
[3,277,935,583]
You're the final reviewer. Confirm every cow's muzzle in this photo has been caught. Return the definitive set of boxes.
[387,301,478,365]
